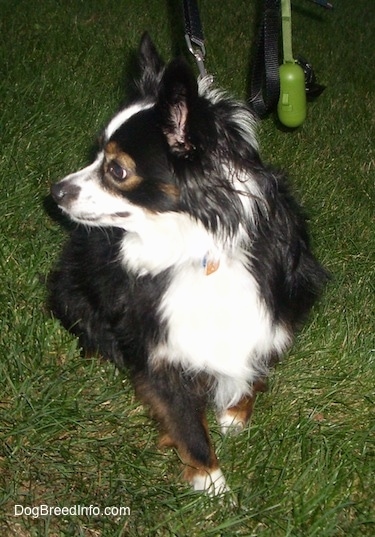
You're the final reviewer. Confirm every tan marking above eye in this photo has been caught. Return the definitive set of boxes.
[104,141,137,173]
[105,140,119,155]
[104,142,143,191]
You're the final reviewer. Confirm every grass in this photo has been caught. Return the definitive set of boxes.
[0,0,374,535]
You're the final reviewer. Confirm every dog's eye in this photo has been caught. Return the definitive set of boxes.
[108,162,127,182]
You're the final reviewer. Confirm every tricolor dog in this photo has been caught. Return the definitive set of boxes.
[49,34,327,495]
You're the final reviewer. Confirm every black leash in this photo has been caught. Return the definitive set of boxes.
[250,0,281,119]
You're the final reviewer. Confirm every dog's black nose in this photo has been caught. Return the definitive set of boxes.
[51,182,80,205]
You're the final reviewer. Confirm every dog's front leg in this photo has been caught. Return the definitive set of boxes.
[134,368,229,496]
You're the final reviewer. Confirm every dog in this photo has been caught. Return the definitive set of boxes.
[48,33,328,496]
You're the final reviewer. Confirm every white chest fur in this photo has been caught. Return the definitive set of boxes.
[155,257,290,382]
[120,211,291,409]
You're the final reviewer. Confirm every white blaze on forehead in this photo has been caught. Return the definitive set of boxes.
[105,102,155,140]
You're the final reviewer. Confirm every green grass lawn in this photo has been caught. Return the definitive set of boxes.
[1,0,374,535]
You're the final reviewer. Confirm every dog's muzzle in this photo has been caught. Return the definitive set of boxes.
[51,181,81,207]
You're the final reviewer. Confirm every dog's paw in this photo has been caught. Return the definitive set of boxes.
[191,468,230,496]
[218,412,246,435]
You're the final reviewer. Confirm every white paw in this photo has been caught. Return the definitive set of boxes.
[191,468,230,496]
[218,412,245,435]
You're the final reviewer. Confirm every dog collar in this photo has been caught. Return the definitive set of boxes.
[202,252,220,275]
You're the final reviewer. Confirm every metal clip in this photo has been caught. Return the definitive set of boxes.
[185,33,208,79]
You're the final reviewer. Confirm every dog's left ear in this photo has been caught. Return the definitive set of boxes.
[158,58,199,157]
[137,32,165,98]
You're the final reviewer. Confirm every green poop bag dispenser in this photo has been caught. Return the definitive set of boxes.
[277,0,307,127]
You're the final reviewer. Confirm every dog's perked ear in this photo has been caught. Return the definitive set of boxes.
[136,32,165,98]
[157,58,199,157]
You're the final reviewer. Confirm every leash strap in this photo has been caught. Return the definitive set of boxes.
[281,0,294,63]
[250,0,281,118]
[183,0,208,78]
